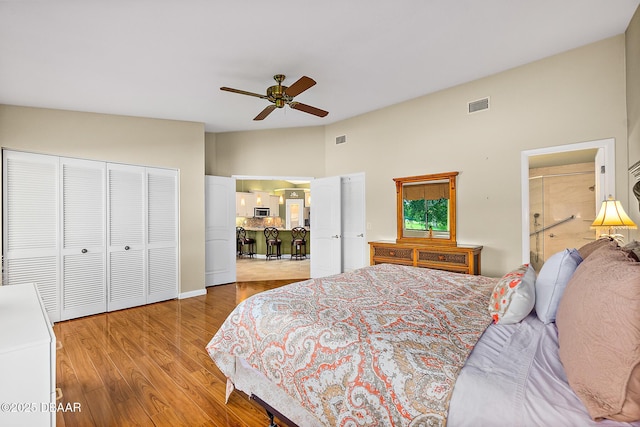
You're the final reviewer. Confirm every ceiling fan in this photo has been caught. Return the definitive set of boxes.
[220,74,329,121]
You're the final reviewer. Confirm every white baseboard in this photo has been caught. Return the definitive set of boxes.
[179,288,207,299]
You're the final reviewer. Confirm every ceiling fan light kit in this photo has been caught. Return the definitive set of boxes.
[220,74,329,121]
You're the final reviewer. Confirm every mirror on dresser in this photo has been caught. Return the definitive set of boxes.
[394,171,458,246]
[369,171,482,275]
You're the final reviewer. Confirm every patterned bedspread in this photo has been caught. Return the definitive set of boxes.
[207,264,497,426]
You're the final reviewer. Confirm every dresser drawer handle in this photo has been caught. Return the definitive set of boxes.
[438,255,446,261]
[389,251,396,256]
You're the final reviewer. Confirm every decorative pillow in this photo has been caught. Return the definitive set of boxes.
[556,244,640,421]
[489,264,536,324]
[534,248,582,324]
[623,240,640,262]
[577,236,616,260]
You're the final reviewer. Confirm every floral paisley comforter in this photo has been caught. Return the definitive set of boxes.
[206,263,497,426]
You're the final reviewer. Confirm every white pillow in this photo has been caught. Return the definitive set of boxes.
[534,248,582,324]
[489,264,536,324]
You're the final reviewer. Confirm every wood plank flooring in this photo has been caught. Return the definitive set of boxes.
[53,280,300,427]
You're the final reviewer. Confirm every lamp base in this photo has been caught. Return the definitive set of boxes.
[597,232,625,244]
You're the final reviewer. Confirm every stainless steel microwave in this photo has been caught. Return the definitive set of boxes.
[254,207,270,217]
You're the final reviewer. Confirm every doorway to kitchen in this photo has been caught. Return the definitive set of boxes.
[234,175,313,281]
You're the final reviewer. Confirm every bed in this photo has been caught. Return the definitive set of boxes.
[207,238,640,426]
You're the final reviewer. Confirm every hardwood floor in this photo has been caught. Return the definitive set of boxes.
[53,280,300,427]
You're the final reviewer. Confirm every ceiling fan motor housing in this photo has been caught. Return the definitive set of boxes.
[266,84,288,107]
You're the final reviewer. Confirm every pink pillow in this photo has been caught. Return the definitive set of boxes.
[556,244,640,421]
[488,264,536,324]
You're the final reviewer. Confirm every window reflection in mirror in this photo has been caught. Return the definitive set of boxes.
[394,172,458,246]
[403,180,450,238]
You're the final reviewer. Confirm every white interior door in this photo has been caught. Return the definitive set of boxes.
[310,176,342,278]
[341,173,367,273]
[3,151,60,322]
[107,163,146,311]
[60,158,106,320]
[205,176,236,286]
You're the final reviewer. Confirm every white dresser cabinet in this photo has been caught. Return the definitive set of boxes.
[0,283,56,426]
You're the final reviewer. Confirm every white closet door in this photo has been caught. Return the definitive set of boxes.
[60,158,106,320]
[107,163,146,311]
[3,151,60,322]
[146,168,178,303]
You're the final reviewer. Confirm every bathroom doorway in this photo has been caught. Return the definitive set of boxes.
[528,162,595,271]
[521,138,615,270]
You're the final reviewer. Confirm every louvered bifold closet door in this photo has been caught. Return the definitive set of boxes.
[61,158,106,320]
[146,168,178,303]
[3,151,60,322]
[107,163,146,312]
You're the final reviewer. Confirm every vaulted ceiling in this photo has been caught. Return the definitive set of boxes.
[1,1,638,133]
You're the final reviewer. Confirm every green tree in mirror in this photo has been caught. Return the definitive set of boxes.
[394,172,458,246]
[403,198,449,231]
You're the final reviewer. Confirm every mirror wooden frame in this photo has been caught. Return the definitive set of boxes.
[394,171,458,246]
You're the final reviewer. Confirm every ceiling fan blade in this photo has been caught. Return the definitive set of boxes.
[220,87,267,99]
[289,102,328,118]
[254,104,277,120]
[283,76,316,98]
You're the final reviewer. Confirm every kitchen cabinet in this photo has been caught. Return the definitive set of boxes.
[253,191,270,207]
[269,195,280,217]
[235,192,255,217]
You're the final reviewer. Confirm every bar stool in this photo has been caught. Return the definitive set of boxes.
[290,227,307,260]
[264,227,282,260]
[236,227,255,258]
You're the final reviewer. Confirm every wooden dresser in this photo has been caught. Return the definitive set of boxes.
[369,241,483,275]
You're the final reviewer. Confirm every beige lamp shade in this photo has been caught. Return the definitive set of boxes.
[590,196,637,231]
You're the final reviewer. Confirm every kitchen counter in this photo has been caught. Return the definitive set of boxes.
[242,228,310,257]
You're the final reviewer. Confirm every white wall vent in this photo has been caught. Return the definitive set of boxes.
[336,135,347,145]
[468,97,490,114]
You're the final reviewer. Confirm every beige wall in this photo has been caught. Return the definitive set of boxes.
[207,36,630,277]
[626,6,640,227]
[0,105,205,294]
[209,126,325,177]
[1,31,633,286]
[324,36,628,276]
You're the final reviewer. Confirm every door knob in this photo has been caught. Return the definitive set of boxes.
[124,245,130,250]
[331,235,339,238]
[81,248,88,253]
[357,233,364,237]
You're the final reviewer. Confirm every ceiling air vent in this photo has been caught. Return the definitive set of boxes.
[468,97,490,114]
[336,135,347,145]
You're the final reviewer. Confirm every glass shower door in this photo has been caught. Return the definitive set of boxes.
[529,167,596,272]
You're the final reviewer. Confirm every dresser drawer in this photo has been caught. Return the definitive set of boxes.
[371,245,414,265]
[417,249,468,267]
[369,241,482,275]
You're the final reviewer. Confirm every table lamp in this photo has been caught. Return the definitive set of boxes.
[590,195,637,242]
